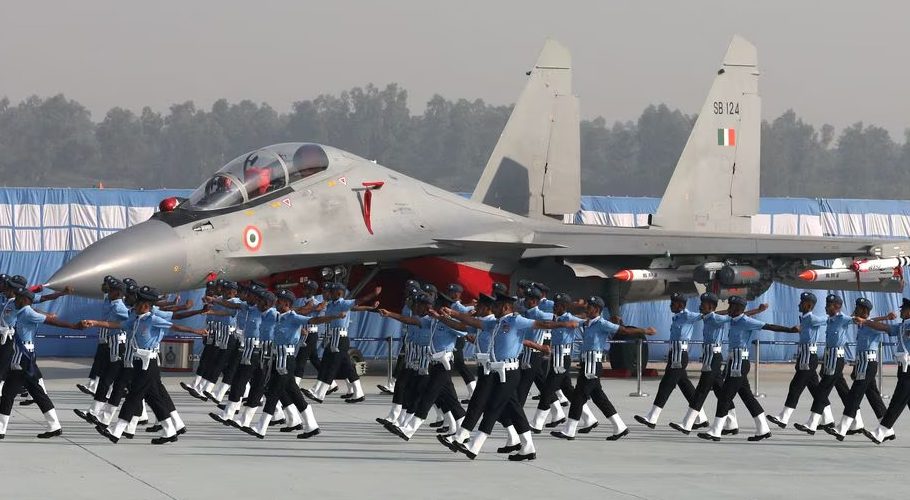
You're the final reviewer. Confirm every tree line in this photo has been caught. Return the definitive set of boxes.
[1,84,908,199]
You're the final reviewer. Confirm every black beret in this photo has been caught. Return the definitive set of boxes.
[554,292,572,304]
[669,292,686,303]
[825,294,843,305]
[517,280,532,289]
[137,286,160,302]
[306,280,319,290]
[525,287,543,299]
[14,286,35,301]
[799,292,817,303]
[477,293,495,305]
[532,282,550,293]
[587,296,606,308]
[260,291,277,303]
[728,295,748,307]
[435,293,455,308]
[414,293,434,305]
[222,281,239,290]
[276,290,296,303]
[492,283,508,295]
[901,298,910,310]
[8,275,27,288]
[700,292,719,304]
[494,292,518,303]
[108,278,125,292]
[421,283,437,294]
[447,283,464,293]
[855,297,873,311]
[123,278,138,287]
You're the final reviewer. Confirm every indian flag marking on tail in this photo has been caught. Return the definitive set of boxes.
[717,128,736,146]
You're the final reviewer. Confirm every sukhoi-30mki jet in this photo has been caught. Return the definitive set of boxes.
[47,36,909,314]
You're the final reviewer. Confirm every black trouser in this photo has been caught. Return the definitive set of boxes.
[715,360,764,418]
[881,365,910,429]
[392,353,407,380]
[108,366,135,407]
[0,341,12,382]
[653,351,697,408]
[462,367,494,431]
[317,341,359,385]
[229,350,261,403]
[537,354,571,410]
[117,359,170,423]
[294,332,320,377]
[220,344,242,385]
[568,362,618,420]
[453,337,475,385]
[404,373,429,412]
[810,357,849,414]
[843,361,880,418]
[93,359,123,403]
[392,367,416,406]
[478,369,530,435]
[244,358,271,409]
[262,354,309,415]
[413,363,465,420]
[88,343,109,381]
[688,354,733,412]
[516,353,546,407]
[784,354,820,409]
[0,360,53,415]
[196,339,217,378]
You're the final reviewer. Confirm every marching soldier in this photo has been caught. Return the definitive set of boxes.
[860,297,910,444]
[76,274,115,395]
[697,296,796,442]
[551,296,655,442]
[293,280,324,387]
[447,284,477,402]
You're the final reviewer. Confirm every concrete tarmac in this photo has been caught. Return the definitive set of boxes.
[3,359,909,500]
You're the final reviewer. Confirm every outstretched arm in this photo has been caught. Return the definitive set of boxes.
[38,286,73,303]
[853,317,893,333]
[378,309,421,326]
[170,324,208,336]
[355,286,383,306]
[44,315,82,330]
[80,319,122,329]
[171,307,208,320]
[762,323,799,333]
[617,325,657,336]
[441,308,484,329]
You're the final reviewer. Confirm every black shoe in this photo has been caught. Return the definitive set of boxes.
[436,426,451,434]
[37,429,63,439]
[634,415,655,429]
[766,415,786,429]
[188,389,208,401]
[0,434,4,439]
[176,427,187,436]
[669,422,690,435]
[823,426,840,437]
[151,435,178,445]
[146,424,163,433]
[550,431,575,440]
[531,395,540,400]
[722,428,740,436]
[76,384,94,396]
[460,445,477,460]
[280,424,303,433]
[216,404,226,411]
[297,428,320,439]
[460,399,470,405]
[73,409,93,423]
[269,419,286,427]
[846,428,864,436]
[377,384,394,395]
[341,393,353,400]
[508,452,536,462]
[578,422,599,434]
[747,432,771,442]
[885,434,896,442]
[436,434,459,453]
[19,399,35,406]
[560,400,569,407]
[530,427,542,434]
[345,396,365,404]
[302,389,323,403]
[692,421,709,430]
[606,428,629,441]
[545,418,566,429]
[240,426,257,437]
[390,425,410,442]
[209,413,226,424]
[227,420,241,429]
[202,391,216,402]
[834,432,846,442]
[376,417,391,426]
[862,429,882,445]
[497,444,521,454]
[429,420,444,428]
[818,422,835,431]
[326,386,339,395]
[793,423,815,435]
[122,432,134,440]
[96,425,119,444]
[697,432,720,442]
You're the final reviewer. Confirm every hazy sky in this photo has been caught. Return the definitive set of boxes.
[2,1,908,138]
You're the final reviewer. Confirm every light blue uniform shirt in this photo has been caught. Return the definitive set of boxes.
[1,297,18,328]
[104,299,130,323]
[151,305,174,320]
[259,308,278,342]
[552,313,584,346]
[538,298,555,314]
[479,314,536,361]
[472,314,496,353]
[451,301,474,314]
[670,310,702,341]
[888,319,910,353]
[324,298,356,329]
[432,322,466,353]
[855,324,882,352]
[273,311,313,346]
[728,315,766,350]
[13,306,47,343]
[825,313,853,348]
[522,306,554,343]
[701,313,731,346]
[581,316,620,352]
[122,312,172,350]
[799,312,827,344]
[243,306,263,340]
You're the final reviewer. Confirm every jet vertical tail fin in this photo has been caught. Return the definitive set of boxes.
[649,35,760,233]
[471,39,580,220]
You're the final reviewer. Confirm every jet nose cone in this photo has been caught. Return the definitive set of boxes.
[46,220,189,296]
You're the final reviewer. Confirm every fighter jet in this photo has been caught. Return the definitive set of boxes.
[47,36,909,314]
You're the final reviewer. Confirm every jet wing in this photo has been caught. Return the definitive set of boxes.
[521,225,908,260]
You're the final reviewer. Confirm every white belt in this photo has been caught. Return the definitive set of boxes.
[475,352,491,374]
[133,348,158,371]
[541,330,552,342]
[584,351,604,362]
[22,341,35,352]
[672,341,689,351]
[730,349,749,360]
[334,329,348,337]
[489,359,520,382]
[799,343,818,354]
[864,350,878,362]
[276,344,296,356]
[307,325,319,334]
[712,345,722,353]
[431,350,454,370]
[896,352,910,371]
[0,326,13,345]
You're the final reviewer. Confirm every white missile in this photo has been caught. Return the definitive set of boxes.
[613,269,690,282]
[851,257,910,273]
[798,268,896,282]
